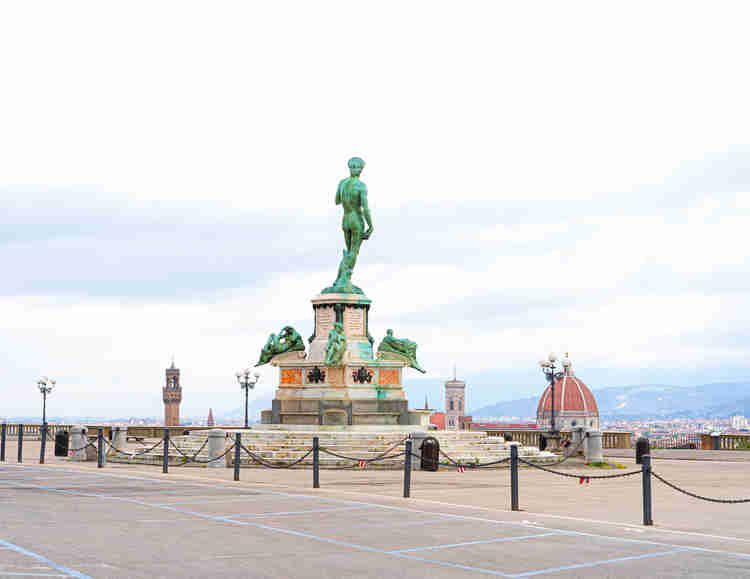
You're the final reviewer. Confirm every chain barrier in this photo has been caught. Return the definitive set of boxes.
[652,471,750,504]
[168,438,235,466]
[320,436,407,464]
[102,437,164,457]
[517,457,641,480]
[321,449,406,469]
[67,440,98,454]
[436,448,511,468]
[239,444,314,469]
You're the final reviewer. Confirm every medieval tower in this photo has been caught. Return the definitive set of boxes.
[444,371,466,430]
[163,360,182,426]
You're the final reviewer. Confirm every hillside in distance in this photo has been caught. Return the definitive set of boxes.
[471,382,750,420]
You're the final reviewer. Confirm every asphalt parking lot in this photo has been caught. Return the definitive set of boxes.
[2,447,750,578]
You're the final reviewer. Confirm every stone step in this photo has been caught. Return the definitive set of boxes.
[175,442,518,451]
[108,429,555,470]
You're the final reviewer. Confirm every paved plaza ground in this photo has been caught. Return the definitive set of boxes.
[2,440,750,577]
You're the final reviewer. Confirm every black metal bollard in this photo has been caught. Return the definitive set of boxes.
[17,424,23,463]
[403,439,412,498]
[1,423,6,462]
[313,437,320,489]
[234,433,241,481]
[641,454,653,526]
[510,444,519,511]
[162,429,169,474]
[97,428,104,468]
[40,423,48,465]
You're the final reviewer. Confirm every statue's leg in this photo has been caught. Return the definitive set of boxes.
[347,231,363,274]
[333,227,352,285]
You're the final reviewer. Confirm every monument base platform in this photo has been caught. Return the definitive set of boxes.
[261,402,431,427]
[111,428,558,470]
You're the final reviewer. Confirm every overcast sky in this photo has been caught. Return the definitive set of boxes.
[2,2,749,419]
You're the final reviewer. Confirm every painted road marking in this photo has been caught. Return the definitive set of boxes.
[0,540,92,579]
[510,549,687,577]
[5,465,750,575]
[225,505,372,518]
[388,533,561,553]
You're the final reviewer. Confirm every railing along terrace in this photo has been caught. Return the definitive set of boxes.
[2,423,74,439]
[0,423,254,440]
[481,428,631,449]
[647,433,702,450]
[700,433,750,450]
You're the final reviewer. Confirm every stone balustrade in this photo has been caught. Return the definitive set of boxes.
[700,433,750,450]
[481,429,632,449]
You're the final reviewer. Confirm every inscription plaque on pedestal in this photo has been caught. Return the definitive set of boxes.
[345,308,364,336]
[316,307,333,338]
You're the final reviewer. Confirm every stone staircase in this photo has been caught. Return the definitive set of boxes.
[109,429,557,469]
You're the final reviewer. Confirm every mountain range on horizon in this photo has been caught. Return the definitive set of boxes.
[470,381,750,420]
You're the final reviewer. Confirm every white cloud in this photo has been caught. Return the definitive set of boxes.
[2,1,750,415]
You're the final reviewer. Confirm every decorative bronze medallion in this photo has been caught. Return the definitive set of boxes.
[352,366,373,384]
[307,366,326,384]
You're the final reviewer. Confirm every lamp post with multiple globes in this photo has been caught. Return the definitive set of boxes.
[235,369,260,429]
[539,353,565,450]
[37,376,56,426]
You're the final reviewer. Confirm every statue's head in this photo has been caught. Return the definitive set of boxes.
[347,157,365,177]
[386,329,393,336]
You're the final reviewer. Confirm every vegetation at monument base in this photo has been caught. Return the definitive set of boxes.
[471,382,750,420]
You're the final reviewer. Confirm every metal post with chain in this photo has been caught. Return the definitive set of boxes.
[403,439,412,498]
[313,437,320,489]
[642,454,653,525]
[510,444,519,511]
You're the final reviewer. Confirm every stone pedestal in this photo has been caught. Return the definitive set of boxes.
[570,427,585,455]
[544,433,562,452]
[109,426,127,456]
[268,291,414,426]
[207,429,227,469]
[585,430,604,463]
[70,426,88,461]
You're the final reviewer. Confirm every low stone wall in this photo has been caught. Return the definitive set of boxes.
[479,429,632,449]
[700,433,750,450]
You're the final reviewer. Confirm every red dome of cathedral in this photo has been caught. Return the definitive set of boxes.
[536,356,599,430]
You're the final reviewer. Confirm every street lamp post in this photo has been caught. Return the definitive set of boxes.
[235,369,260,429]
[539,353,564,449]
[36,377,56,426]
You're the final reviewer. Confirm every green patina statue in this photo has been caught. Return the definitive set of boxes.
[322,157,373,295]
[255,326,306,366]
[324,321,347,366]
[377,329,426,373]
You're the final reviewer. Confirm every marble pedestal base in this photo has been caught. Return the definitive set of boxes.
[264,291,415,426]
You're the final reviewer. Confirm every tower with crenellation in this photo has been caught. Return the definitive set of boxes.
[163,360,182,426]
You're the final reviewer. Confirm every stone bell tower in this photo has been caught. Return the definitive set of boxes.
[163,360,182,426]
[445,369,466,431]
